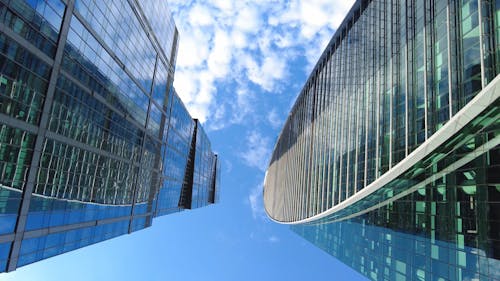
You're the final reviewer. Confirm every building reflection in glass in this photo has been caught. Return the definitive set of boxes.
[0,0,219,272]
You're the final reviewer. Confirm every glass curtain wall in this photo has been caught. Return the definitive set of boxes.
[265,0,499,280]
[264,0,500,223]
[0,0,219,272]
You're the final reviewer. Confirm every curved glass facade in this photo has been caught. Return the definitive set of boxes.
[264,0,500,223]
[0,0,219,272]
[264,0,499,280]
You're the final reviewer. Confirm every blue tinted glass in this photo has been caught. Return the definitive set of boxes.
[45,233,63,248]
[25,0,39,9]
[46,0,65,17]
[0,0,217,273]
[49,211,64,227]
[42,245,62,259]
[20,237,42,255]
[0,215,17,235]
[0,243,11,260]
[25,212,46,230]
[17,253,38,267]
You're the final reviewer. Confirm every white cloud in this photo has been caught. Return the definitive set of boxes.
[206,86,254,131]
[241,53,287,92]
[170,0,356,128]
[173,70,195,104]
[267,109,282,129]
[234,7,261,32]
[189,4,214,26]
[233,88,253,123]
[240,131,272,171]
[210,0,233,13]
[206,29,232,79]
[231,30,248,49]
[176,29,210,67]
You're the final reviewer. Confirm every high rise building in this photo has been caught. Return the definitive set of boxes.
[0,0,219,272]
[264,0,499,280]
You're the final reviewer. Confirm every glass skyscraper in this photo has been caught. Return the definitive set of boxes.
[264,0,499,280]
[0,0,219,272]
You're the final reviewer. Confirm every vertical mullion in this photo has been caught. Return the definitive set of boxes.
[326,54,334,207]
[354,23,361,192]
[423,0,429,140]
[338,37,346,203]
[375,0,381,179]
[405,0,410,157]
[322,58,328,209]
[346,27,354,198]
[313,78,320,214]
[447,2,454,119]
[301,95,308,218]
[365,5,371,188]
[477,0,486,88]
[333,50,341,205]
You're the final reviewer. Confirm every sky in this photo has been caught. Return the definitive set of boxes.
[1,1,369,280]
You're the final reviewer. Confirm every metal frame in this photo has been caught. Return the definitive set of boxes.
[0,22,54,66]
[267,74,500,224]
[7,0,76,271]
[0,0,217,272]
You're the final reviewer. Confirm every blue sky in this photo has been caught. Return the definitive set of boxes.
[1,1,369,280]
